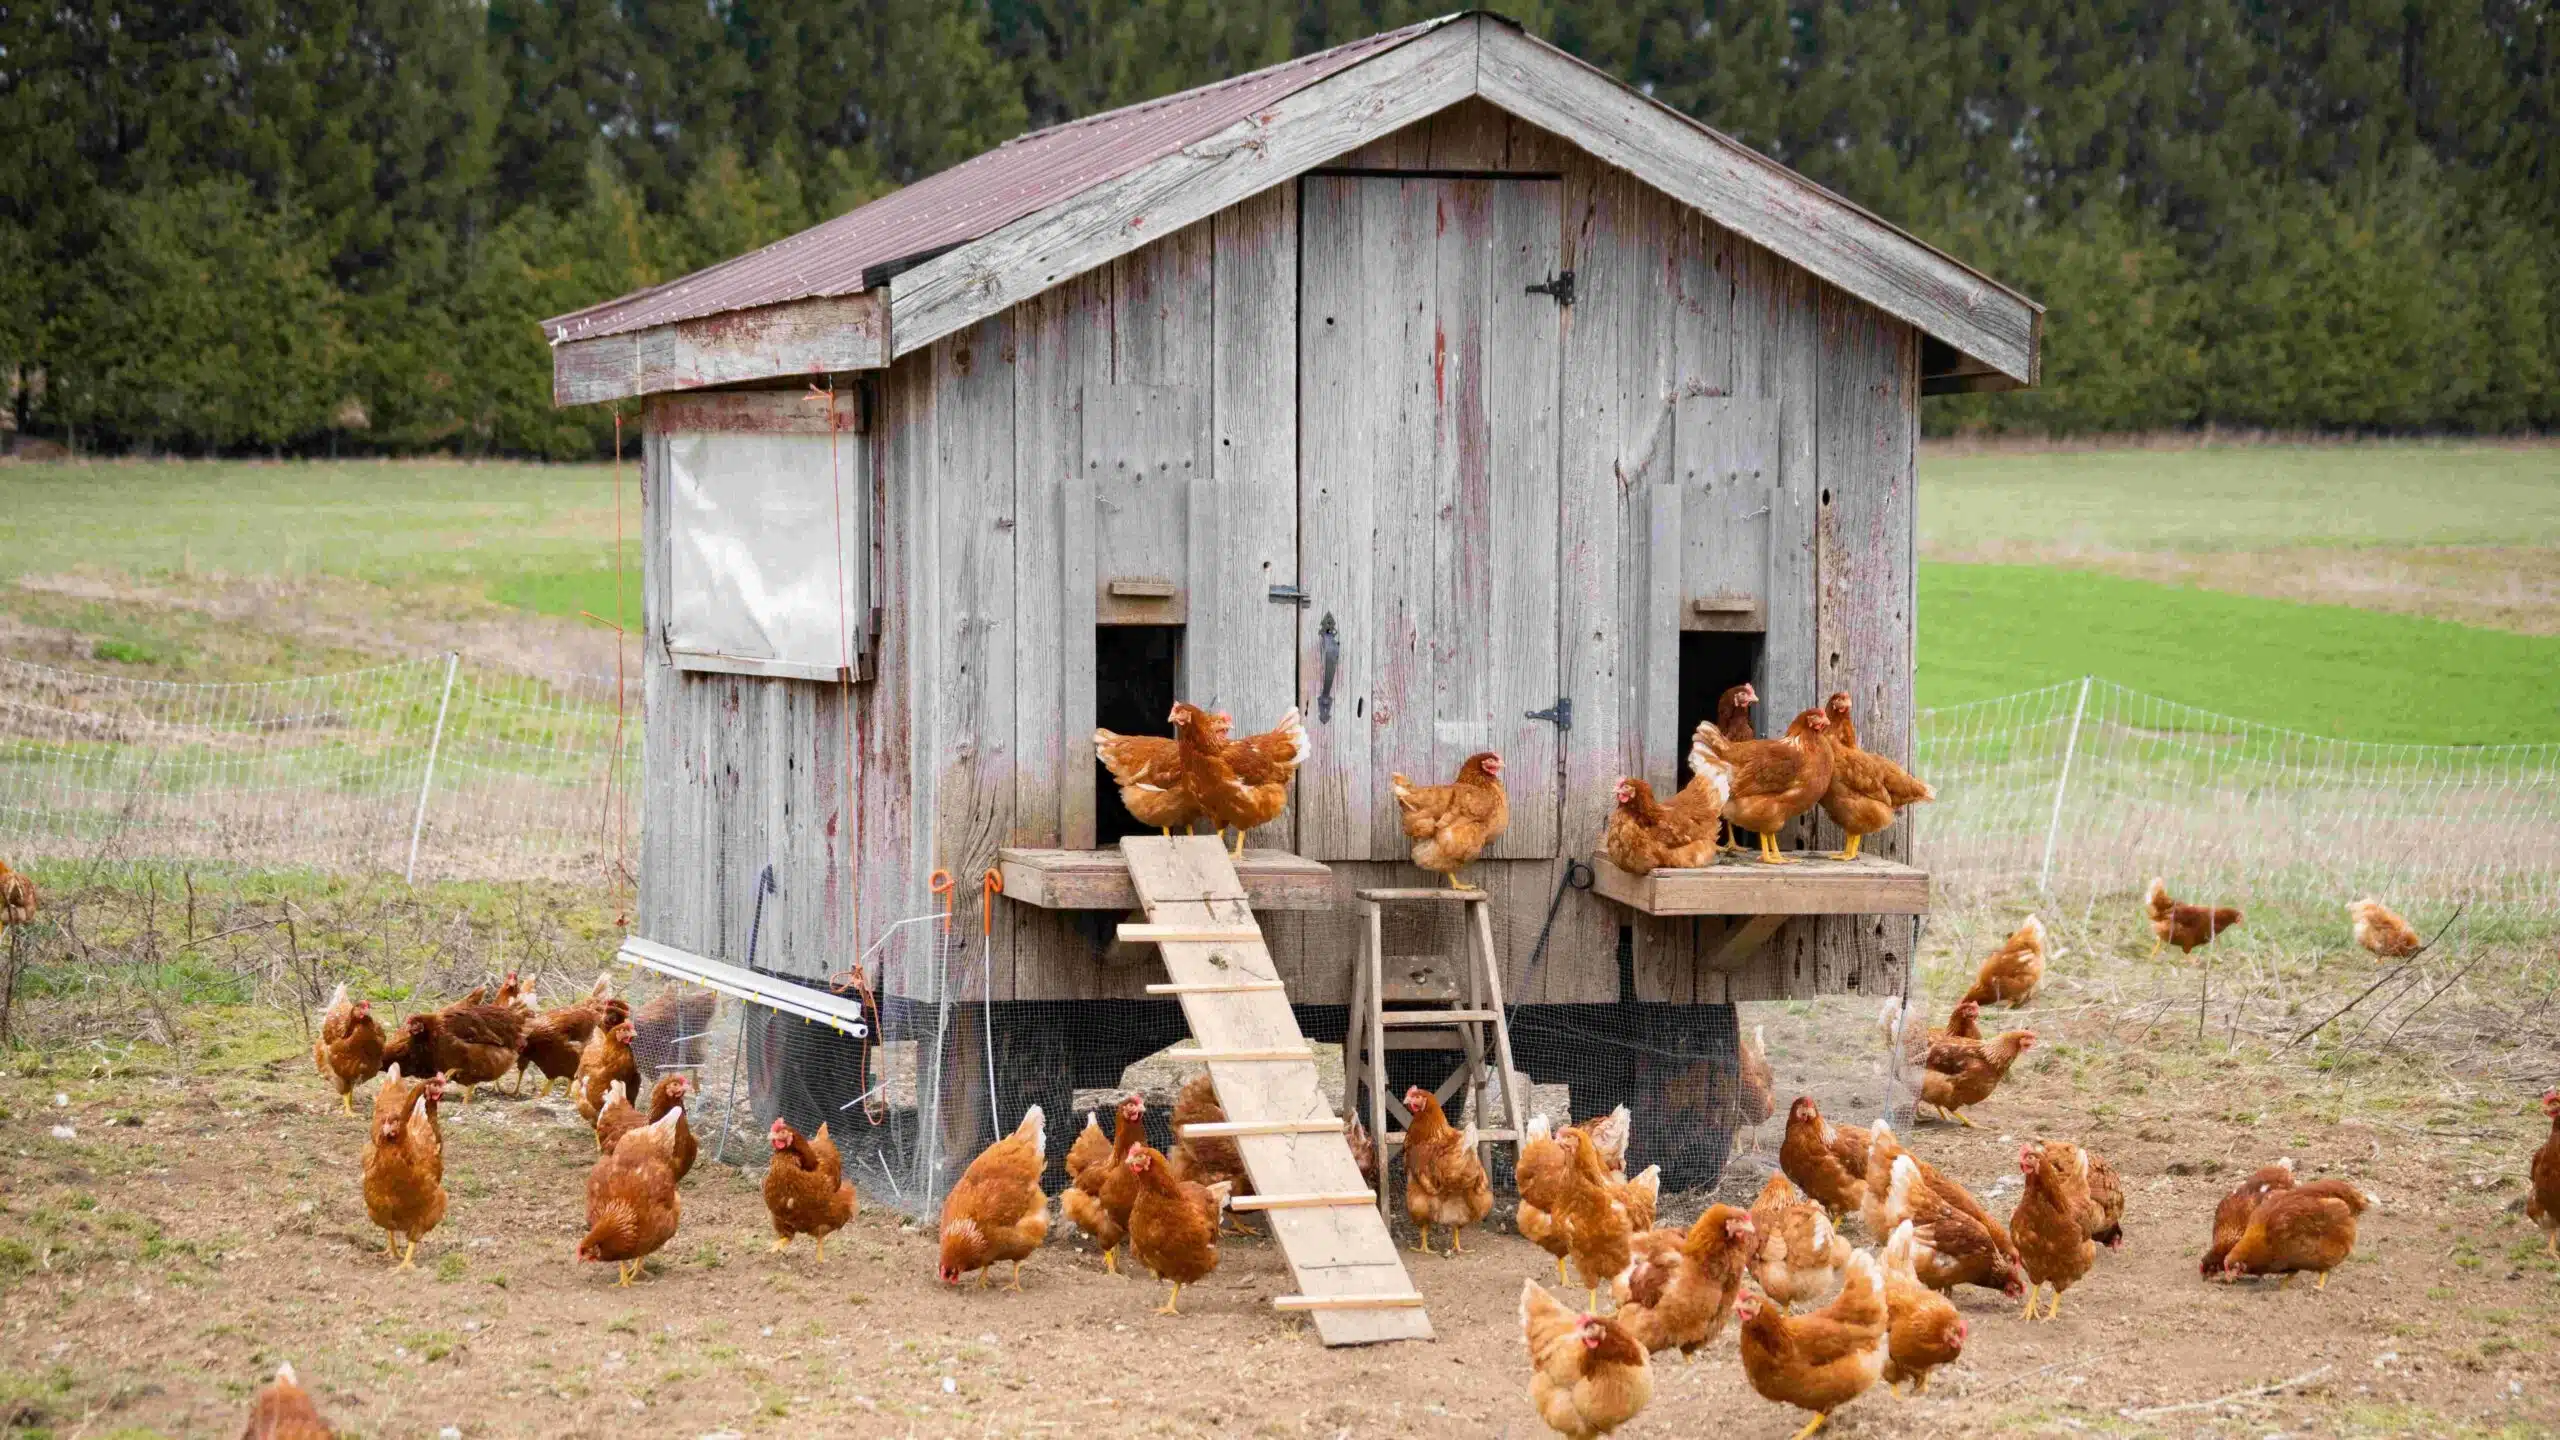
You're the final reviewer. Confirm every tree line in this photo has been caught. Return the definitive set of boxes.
[2,0,2551,457]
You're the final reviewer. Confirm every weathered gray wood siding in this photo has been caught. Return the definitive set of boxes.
[639,97,1917,1013]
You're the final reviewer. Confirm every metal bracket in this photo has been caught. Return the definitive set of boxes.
[1525,696,1572,731]
[1317,613,1341,724]
[1525,270,1576,306]
[1268,584,1312,607]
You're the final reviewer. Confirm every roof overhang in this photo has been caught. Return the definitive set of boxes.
[550,14,2040,406]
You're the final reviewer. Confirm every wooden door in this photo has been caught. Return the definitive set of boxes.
[1297,173,1565,861]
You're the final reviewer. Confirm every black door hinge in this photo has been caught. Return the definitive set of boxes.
[1526,696,1572,731]
[1526,270,1576,306]
[1267,584,1311,607]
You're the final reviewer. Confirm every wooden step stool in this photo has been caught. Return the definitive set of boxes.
[1115,836,1430,1345]
[1343,886,1527,1222]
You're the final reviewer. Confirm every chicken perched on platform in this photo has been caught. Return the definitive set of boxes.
[1521,1280,1654,1438]
[1401,1086,1491,1256]
[1124,1145,1231,1316]
[1748,1174,1849,1310]
[1961,915,2048,1008]
[2147,878,2242,957]
[1878,1221,1964,1395]
[2349,897,2423,959]
[1700,710,1835,865]
[2012,1141,2098,1320]
[1736,1249,1888,1440]
[1919,1029,2036,1128]
[313,984,386,1115]
[2527,1091,2559,1258]
[1168,1072,1254,1229]
[580,1106,686,1285]
[1391,751,1509,888]
[939,1104,1051,1289]
[764,1119,857,1262]
[1614,1204,1754,1358]
[1174,702,1308,858]
[242,1361,335,1439]
[515,974,614,1097]
[1062,1094,1146,1274]
[1602,776,1719,875]
[2201,1159,2296,1278]
[1094,725,1203,836]
[2221,1178,2368,1289]
[1778,1097,1866,1221]
[1815,693,1933,861]
[361,1066,446,1270]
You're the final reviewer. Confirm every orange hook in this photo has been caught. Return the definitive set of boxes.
[981,869,1004,937]
[929,868,955,931]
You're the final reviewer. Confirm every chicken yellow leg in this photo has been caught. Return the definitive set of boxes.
[2019,1284,2041,1320]
[2314,1271,2328,1291]
[1787,1413,1831,1440]
[396,1239,418,1272]
[1156,1282,1183,1316]
[340,1092,356,1116]
[2044,1289,2063,1319]
[1008,1259,1027,1292]
[1413,1224,1436,1256]
[814,1234,828,1263]
[1756,830,1795,865]
[1553,1254,1568,1285]
[1229,830,1247,861]
[2146,936,2163,960]
[1102,1246,1120,1277]
[770,1235,791,1254]
[1449,1226,1468,1255]
[1830,833,1863,862]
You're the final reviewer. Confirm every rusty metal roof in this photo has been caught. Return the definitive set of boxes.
[545,17,1459,343]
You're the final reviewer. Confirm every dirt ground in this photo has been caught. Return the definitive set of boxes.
[5,988,2556,1440]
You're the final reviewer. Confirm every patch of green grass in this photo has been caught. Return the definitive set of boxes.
[1923,442,2560,552]
[1918,564,2560,742]
[435,1253,466,1282]
[490,566,635,625]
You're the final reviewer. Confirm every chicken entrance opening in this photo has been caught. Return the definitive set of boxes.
[1679,630,1764,785]
[1095,624,1186,844]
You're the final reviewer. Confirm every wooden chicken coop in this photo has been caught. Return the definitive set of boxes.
[548,13,2040,1198]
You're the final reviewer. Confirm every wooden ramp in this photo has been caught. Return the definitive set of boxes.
[1118,835,1431,1346]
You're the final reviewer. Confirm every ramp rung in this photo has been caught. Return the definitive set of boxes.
[1118,924,1264,944]
[1382,1128,1520,1147]
[1273,1293,1429,1311]
[1380,1009,1497,1025]
[1179,1118,1344,1138]
[1231,1192,1376,1211]
[1182,1048,1316,1062]
[1354,888,1490,903]
[1146,981,1285,996]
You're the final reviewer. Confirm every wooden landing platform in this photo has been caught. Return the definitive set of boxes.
[998,846,1336,911]
[1591,853,1930,916]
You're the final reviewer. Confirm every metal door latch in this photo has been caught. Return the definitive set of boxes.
[1525,270,1576,306]
[1317,613,1341,724]
[1268,584,1311,607]
[1525,697,1572,731]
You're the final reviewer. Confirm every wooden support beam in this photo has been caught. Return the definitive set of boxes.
[552,292,891,406]
[1182,1049,1317,1062]
[1377,1009,1498,1026]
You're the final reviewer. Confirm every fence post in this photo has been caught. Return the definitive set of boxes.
[406,653,460,885]
[2037,675,2094,897]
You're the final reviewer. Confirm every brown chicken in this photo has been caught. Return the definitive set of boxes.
[1815,693,1933,862]
[1878,1152,2027,1299]
[1733,1024,1778,1150]
[2221,1177,2368,1289]
[2349,897,2423,959]
[312,983,385,1116]
[1701,709,1835,865]
[1717,682,1759,743]
[1065,1110,1112,1182]
[579,1105,686,1285]
[1521,1280,1654,1438]
[764,1118,858,1261]
[1124,1145,1231,1315]
[597,1074,695,1181]
[1878,1221,1966,1395]
[1401,1085,1492,1256]
[1920,1029,2037,1127]
[574,1019,642,1122]
[1345,1116,1380,1194]
[1556,1130,1635,1313]
[1960,915,2048,1008]
[493,970,530,1009]
[2147,877,2242,957]
[0,860,38,926]
[1391,751,1509,888]
[630,986,717,1074]
[1062,1094,1146,1275]
[391,1002,526,1102]
[1749,1173,1851,1310]
[938,1104,1051,1289]
[2079,1146,2126,1249]
[2012,1141,2097,1320]
[1175,702,1308,858]
[516,978,616,1097]
[361,1068,446,1270]
[1094,726,1203,835]
[241,1360,335,1439]
[2200,1159,2296,1278]
[1867,1122,2019,1273]
[2527,1090,2559,1258]
[1736,1249,1888,1440]
[1778,1097,1866,1220]
[1603,776,1719,875]
[1517,1114,1577,1285]
[1167,1072,1253,1230]
[1614,1205,1756,1358]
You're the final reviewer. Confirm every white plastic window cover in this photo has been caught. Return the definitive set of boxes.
[665,431,867,679]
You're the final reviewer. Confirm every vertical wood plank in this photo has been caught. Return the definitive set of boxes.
[1085,382,1203,618]
[1367,175,1439,861]
[1481,175,1565,859]
[1012,285,1075,847]
[1296,175,1377,860]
